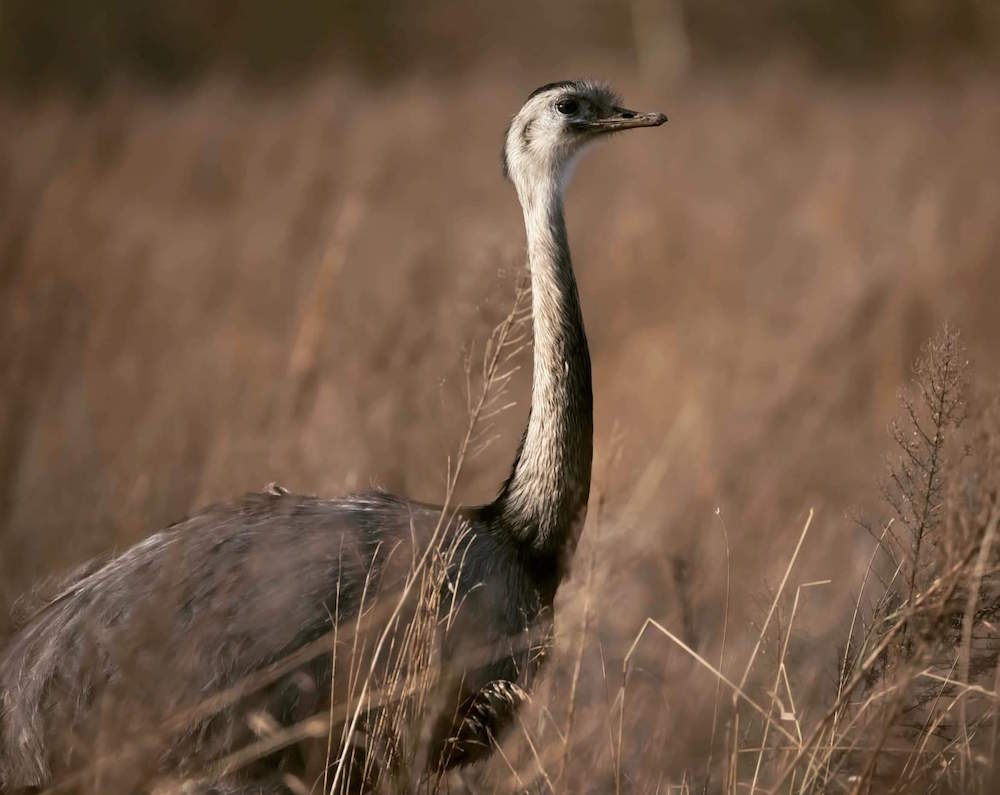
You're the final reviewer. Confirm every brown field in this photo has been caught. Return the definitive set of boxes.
[2,60,1000,791]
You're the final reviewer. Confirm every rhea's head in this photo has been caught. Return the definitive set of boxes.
[502,80,667,197]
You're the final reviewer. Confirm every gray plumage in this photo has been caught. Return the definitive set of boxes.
[0,80,665,792]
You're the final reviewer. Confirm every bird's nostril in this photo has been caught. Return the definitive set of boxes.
[621,111,635,119]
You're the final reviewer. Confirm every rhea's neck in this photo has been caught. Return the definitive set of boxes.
[496,168,594,558]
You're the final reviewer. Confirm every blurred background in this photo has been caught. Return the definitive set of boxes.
[2,0,1000,787]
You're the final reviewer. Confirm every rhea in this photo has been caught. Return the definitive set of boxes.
[0,81,666,793]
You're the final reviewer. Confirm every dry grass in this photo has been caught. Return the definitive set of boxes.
[2,61,1000,792]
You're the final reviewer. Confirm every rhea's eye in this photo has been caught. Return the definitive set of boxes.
[556,98,579,116]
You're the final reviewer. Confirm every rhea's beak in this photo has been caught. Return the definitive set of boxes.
[582,107,668,133]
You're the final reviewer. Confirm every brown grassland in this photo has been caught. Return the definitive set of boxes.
[2,60,1000,792]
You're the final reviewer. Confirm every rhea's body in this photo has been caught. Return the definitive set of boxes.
[1,491,556,788]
